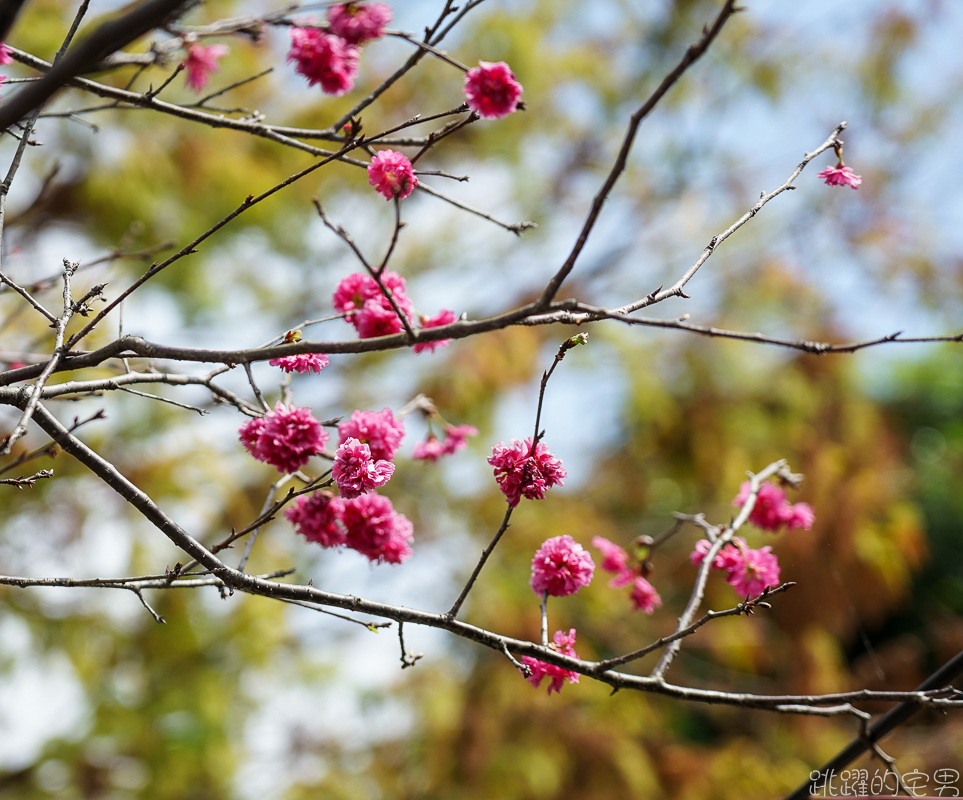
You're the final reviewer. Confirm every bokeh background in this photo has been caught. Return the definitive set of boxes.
[1,0,963,797]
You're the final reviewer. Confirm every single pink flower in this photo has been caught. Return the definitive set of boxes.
[0,42,12,66]
[182,43,229,92]
[726,545,781,598]
[413,309,457,354]
[733,481,815,532]
[488,437,566,507]
[368,150,418,200]
[332,437,395,499]
[338,408,405,462]
[530,535,595,597]
[464,61,523,119]
[341,492,413,563]
[286,492,346,548]
[326,2,392,44]
[238,403,328,473]
[520,629,580,695]
[332,271,413,339]
[412,437,446,462]
[288,26,359,95]
[690,537,749,572]
[817,162,862,189]
[269,353,330,374]
[441,423,477,455]
[629,576,663,614]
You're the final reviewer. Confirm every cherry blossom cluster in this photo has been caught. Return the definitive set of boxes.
[733,480,814,532]
[181,40,229,92]
[238,402,327,474]
[332,271,456,346]
[331,408,405,498]
[413,423,477,462]
[488,438,566,508]
[286,490,413,564]
[530,535,595,597]
[520,629,581,695]
[592,536,663,614]
[690,536,781,598]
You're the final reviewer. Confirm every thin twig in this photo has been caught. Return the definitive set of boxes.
[447,504,514,618]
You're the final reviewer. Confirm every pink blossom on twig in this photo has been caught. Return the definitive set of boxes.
[269,353,330,374]
[733,480,814,532]
[238,402,327,473]
[530,535,595,597]
[286,492,346,548]
[817,162,862,189]
[288,26,359,95]
[464,61,523,119]
[332,437,395,499]
[726,545,781,598]
[488,437,566,507]
[413,309,457,354]
[442,423,477,455]
[327,2,392,44]
[333,271,414,339]
[368,150,418,200]
[338,408,405,462]
[340,493,413,563]
[182,43,229,92]
[412,437,446,462]
[629,576,663,614]
[520,629,580,695]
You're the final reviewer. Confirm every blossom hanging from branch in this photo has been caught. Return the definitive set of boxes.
[464,61,524,119]
[182,42,229,92]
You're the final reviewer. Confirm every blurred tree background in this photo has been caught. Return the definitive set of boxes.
[1,0,963,798]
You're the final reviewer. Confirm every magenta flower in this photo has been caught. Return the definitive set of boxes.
[288,26,359,95]
[726,545,781,598]
[327,2,392,44]
[182,43,229,92]
[530,535,595,597]
[488,437,566,507]
[286,492,346,548]
[341,493,413,563]
[269,353,330,374]
[239,403,328,473]
[413,309,457,354]
[332,437,395,499]
[333,271,413,339]
[520,629,580,695]
[0,42,12,66]
[629,576,663,614]
[338,408,405,462]
[368,150,418,200]
[442,423,477,455]
[412,437,446,462]
[464,61,523,119]
[817,162,862,190]
[592,536,630,578]
[733,481,814,532]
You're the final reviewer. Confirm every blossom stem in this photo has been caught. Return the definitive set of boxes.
[447,504,514,619]
[540,591,549,647]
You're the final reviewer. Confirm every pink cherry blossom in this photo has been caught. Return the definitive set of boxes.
[592,536,635,588]
[441,423,477,455]
[726,545,781,598]
[327,2,392,44]
[0,43,12,66]
[629,576,663,614]
[285,492,346,548]
[182,43,229,92]
[690,536,749,573]
[733,481,815,532]
[338,408,405,462]
[340,493,413,563]
[288,26,359,95]
[488,437,566,507]
[520,629,580,695]
[412,437,446,462]
[269,353,330,374]
[333,271,413,339]
[817,162,862,189]
[413,309,457,354]
[530,535,595,597]
[368,150,418,200]
[238,403,327,473]
[464,61,523,119]
[332,437,395,499]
